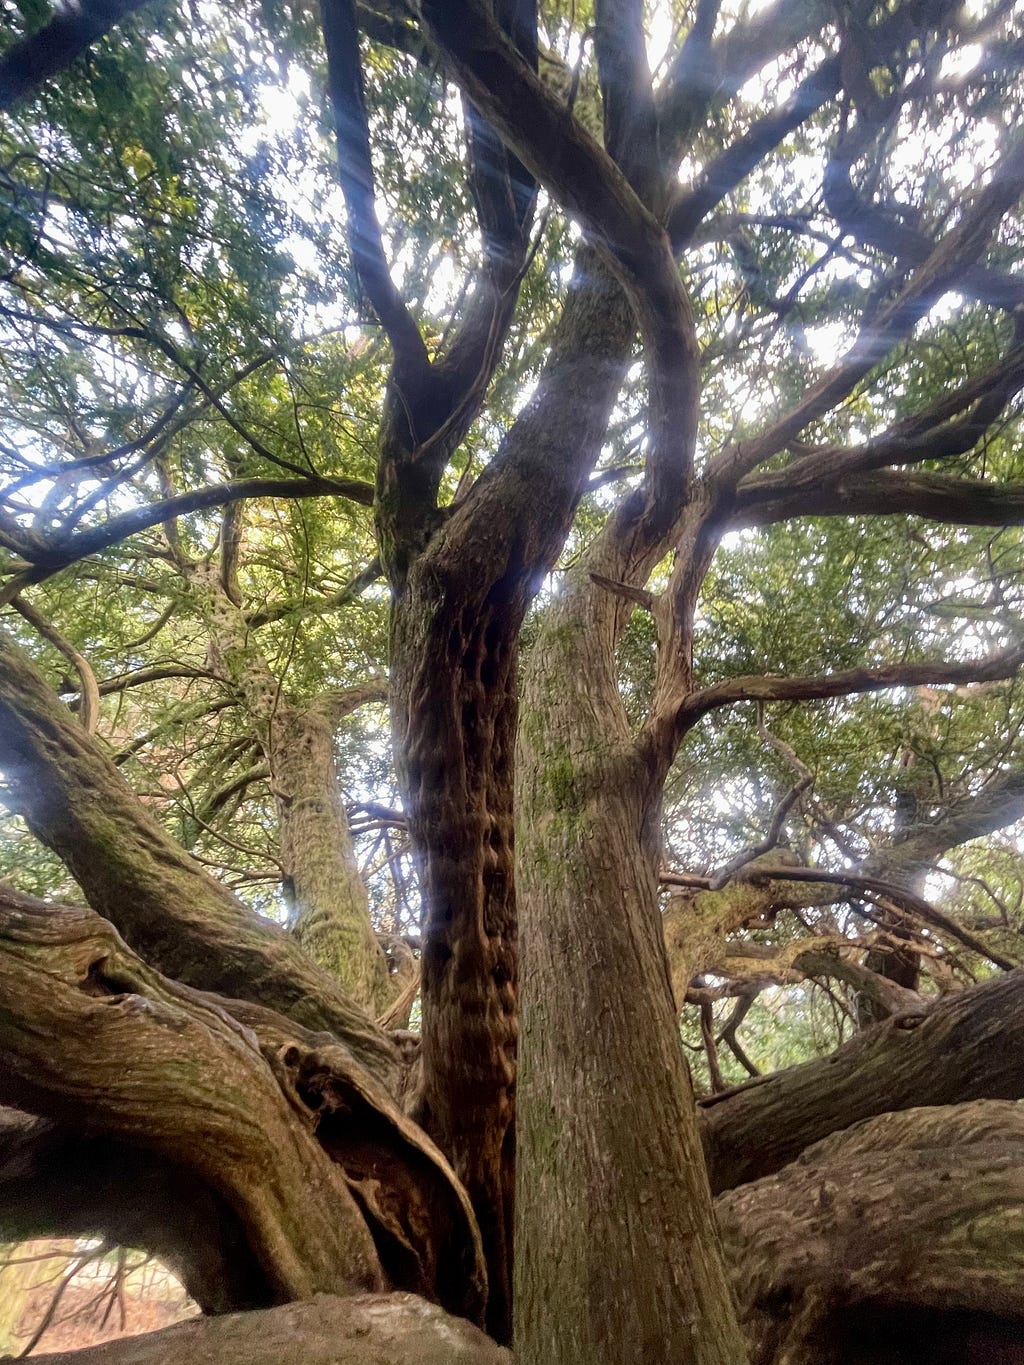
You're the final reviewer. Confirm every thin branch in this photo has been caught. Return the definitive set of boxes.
[321,0,430,381]
[678,642,1024,731]
[0,476,372,602]
[10,595,100,733]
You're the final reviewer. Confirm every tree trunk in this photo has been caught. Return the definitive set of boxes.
[0,883,488,1324]
[514,606,747,1365]
[0,632,399,1083]
[15,1293,512,1365]
[190,564,392,1014]
[700,966,1024,1193]
[381,252,636,1339]
[716,1099,1024,1364]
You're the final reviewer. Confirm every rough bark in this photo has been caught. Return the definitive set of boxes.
[0,631,399,1083]
[0,884,487,1324]
[514,603,747,1365]
[191,564,392,1013]
[10,1293,512,1365]
[717,1100,1024,1364]
[0,1110,271,1313]
[0,887,383,1305]
[700,967,1024,1194]
[384,253,635,1338]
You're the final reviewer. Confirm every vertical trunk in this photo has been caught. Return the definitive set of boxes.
[389,573,518,1342]
[514,610,747,1365]
[377,252,636,1342]
[191,565,391,1013]
[273,703,391,1015]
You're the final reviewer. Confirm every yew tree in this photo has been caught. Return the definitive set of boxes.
[2,0,1024,1361]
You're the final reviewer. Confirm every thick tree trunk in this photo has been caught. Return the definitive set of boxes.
[0,632,399,1082]
[513,609,747,1365]
[0,884,488,1324]
[716,1099,1024,1364]
[381,254,635,1339]
[13,1293,512,1365]
[0,888,382,1305]
[191,565,392,1013]
[700,966,1024,1193]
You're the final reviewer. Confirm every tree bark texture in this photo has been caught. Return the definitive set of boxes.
[0,887,383,1306]
[0,632,399,1082]
[0,884,488,1325]
[11,1293,512,1365]
[700,966,1024,1193]
[514,606,747,1365]
[382,253,635,1338]
[716,1099,1024,1364]
[191,565,392,1013]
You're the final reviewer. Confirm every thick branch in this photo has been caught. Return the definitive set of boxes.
[735,469,1024,529]
[718,1100,1024,1363]
[21,1293,512,1365]
[0,1109,270,1313]
[0,888,384,1304]
[0,0,154,110]
[0,630,401,1082]
[700,966,1024,1193]
[3,476,374,594]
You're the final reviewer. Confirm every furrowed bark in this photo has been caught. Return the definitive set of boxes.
[0,885,488,1324]
[717,1100,1024,1364]
[17,1293,512,1365]
[0,888,383,1305]
[700,967,1024,1194]
[0,631,400,1083]
[383,252,635,1339]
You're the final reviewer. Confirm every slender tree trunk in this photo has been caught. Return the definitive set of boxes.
[191,565,392,1013]
[514,607,747,1365]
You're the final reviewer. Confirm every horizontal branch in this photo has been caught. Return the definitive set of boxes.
[23,1292,512,1365]
[735,469,1024,529]
[4,475,374,593]
[678,642,1024,730]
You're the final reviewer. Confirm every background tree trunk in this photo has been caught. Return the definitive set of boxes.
[191,564,392,1013]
